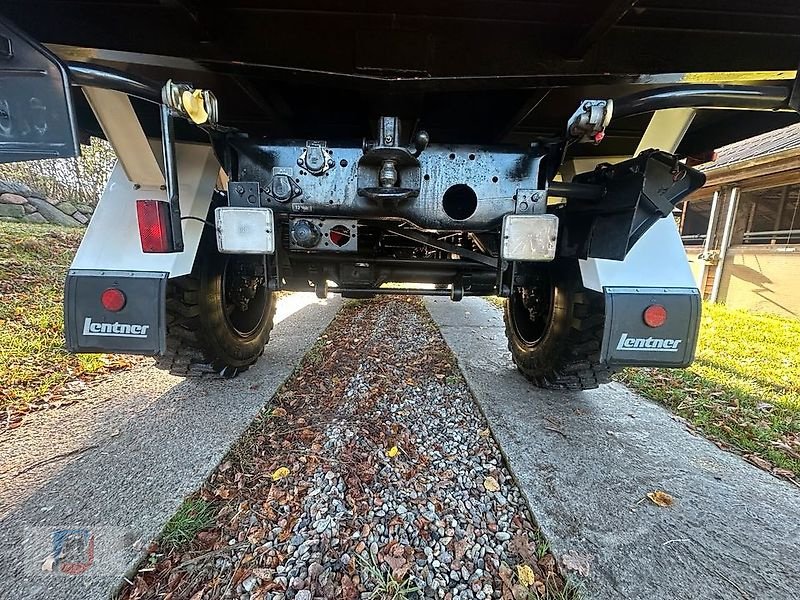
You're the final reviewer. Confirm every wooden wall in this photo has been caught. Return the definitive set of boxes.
[717,246,800,317]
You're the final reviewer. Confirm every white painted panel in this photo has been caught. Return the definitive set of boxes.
[71,142,219,277]
[83,88,165,188]
[579,217,697,291]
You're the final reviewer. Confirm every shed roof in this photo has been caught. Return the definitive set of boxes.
[699,122,800,172]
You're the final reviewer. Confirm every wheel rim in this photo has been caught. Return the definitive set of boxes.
[508,280,554,348]
[221,256,269,338]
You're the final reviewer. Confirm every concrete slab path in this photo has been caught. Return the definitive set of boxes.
[0,294,341,600]
[425,297,800,600]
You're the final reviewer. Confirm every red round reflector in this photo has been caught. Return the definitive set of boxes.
[643,304,667,328]
[101,288,126,312]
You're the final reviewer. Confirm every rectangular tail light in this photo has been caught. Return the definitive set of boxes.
[136,199,173,253]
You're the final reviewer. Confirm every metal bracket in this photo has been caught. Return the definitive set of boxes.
[789,58,800,112]
[0,17,80,162]
[515,189,547,214]
[357,116,422,203]
[227,181,260,207]
[160,105,184,252]
[289,217,358,252]
[564,149,706,260]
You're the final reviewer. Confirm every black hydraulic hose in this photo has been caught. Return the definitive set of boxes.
[613,84,793,120]
[67,62,163,103]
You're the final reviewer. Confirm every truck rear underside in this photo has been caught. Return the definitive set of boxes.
[1,0,798,386]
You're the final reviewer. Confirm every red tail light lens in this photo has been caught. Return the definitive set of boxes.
[101,287,126,312]
[136,199,172,253]
[643,304,668,328]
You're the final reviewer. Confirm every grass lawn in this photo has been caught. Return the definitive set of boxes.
[0,221,130,421]
[487,295,800,479]
[618,302,800,479]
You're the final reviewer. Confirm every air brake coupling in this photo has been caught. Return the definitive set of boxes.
[567,99,613,144]
[162,79,219,126]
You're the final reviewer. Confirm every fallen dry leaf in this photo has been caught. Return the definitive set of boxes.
[646,490,674,507]
[271,407,288,418]
[214,486,233,499]
[384,554,410,579]
[773,468,796,479]
[511,584,528,599]
[386,446,399,458]
[478,428,490,438]
[746,454,773,471]
[498,563,514,589]
[271,466,290,481]
[561,550,592,577]
[483,476,500,492]
[509,532,536,565]
[517,564,536,587]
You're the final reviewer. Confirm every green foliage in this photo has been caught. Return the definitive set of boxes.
[0,222,107,411]
[0,137,116,206]
[358,552,420,600]
[618,302,800,476]
[161,499,215,550]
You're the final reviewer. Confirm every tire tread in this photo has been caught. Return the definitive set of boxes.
[504,281,616,391]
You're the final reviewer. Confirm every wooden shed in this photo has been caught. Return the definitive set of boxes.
[678,124,800,317]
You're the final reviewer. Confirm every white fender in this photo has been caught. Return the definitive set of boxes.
[578,108,699,292]
[579,217,697,291]
[71,142,220,277]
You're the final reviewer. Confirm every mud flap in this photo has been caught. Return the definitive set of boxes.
[65,270,167,355]
[600,287,701,368]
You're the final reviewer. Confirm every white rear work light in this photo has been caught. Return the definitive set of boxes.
[215,207,275,254]
[500,214,559,261]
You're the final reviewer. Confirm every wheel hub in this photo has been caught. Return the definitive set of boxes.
[222,256,268,337]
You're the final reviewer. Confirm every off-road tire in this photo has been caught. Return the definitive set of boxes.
[157,201,276,377]
[503,260,616,390]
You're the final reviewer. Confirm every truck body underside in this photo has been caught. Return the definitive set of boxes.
[2,1,799,383]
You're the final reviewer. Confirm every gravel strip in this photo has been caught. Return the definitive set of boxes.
[123,297,567,600]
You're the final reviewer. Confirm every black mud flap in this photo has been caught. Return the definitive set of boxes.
[65,270,167,355]
[0,17,79,162]
[600,287,701,368]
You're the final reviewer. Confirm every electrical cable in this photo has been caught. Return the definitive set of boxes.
[180,215,217,230]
